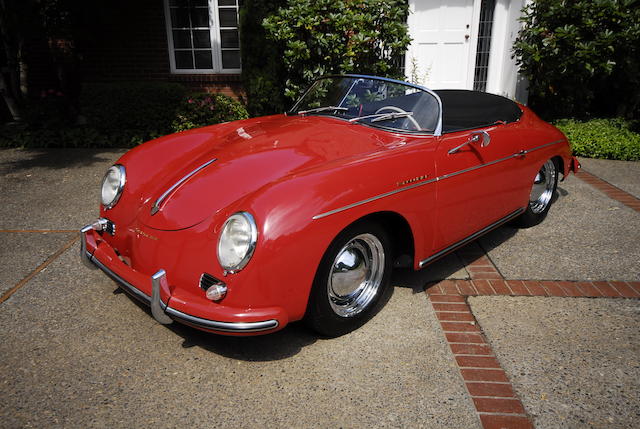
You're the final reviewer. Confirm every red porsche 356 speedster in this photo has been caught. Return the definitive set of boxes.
[81,75,579,336]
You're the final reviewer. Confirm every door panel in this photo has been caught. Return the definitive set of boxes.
[433,125,526,250]
[407,0,475,89]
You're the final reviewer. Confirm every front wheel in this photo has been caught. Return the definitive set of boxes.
[514,158,559,228]
[304,221,393,337]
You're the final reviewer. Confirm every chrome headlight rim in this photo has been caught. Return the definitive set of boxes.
[101,164,126,210]
[217,211,258,273]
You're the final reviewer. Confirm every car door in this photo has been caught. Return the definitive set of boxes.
[432,124,527,251]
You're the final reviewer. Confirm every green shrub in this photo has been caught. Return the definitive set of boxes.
[171,93,249,132]
[514,0,640,119]
[239,0,288,116]
[263,0,411,100]
[555,118,640,161]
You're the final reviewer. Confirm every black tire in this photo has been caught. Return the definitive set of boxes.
[304,221,393,337]
[514,158,559,228]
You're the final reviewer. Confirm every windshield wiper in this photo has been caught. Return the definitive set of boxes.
[297,106,348,115]
[349,111,414,123]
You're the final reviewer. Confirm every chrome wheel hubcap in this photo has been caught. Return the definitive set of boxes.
[328,233,385,317]
[529,160,556,214]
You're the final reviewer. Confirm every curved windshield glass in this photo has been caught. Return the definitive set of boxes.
[291,76,440,134]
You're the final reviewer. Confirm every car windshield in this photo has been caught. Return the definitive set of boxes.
[290,76,440,134]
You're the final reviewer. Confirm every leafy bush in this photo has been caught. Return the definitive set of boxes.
[171,93,249,132]
[80,82,187,144]
[0,82,249,148]
[22,90,76,129]
[514,0,640,119]
[239,0,288,116]
[263,0,411,100]
[555,118,640,161]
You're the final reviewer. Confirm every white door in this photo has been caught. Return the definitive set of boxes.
[406,0,479,89]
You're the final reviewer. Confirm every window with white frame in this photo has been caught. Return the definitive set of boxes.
[164,0,241,73]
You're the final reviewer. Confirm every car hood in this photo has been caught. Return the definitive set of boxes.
[130,115,402,230]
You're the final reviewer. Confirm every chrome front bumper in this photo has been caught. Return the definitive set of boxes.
[80,222,279,333]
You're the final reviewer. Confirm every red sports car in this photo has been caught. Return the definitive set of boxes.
[81,75,579,337]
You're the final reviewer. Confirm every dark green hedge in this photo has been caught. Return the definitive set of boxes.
[239,0,288,116]
[0,82,248,148]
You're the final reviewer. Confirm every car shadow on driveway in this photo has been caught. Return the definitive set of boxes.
[0,148,123,173]
[114,288,319,360]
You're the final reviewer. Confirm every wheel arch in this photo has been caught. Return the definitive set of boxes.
[337,210,416,268]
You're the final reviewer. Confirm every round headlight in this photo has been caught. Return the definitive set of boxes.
[217,212,257,272]
[101,165,126,209]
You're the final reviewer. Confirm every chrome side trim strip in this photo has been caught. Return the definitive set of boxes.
[312,177,438,220]
[418,207,525,268]
[312,139,565,220]
[520,139,564,155]
[85,250,278,333]
[151,158,217,215]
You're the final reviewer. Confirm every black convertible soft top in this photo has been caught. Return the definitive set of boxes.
[435,90,523,133]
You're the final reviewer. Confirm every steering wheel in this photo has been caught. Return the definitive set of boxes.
[375,106,422,131]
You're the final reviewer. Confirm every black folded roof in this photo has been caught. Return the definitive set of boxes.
[435,90,522,133]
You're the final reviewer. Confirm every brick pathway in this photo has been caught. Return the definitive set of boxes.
[426,168,640,429]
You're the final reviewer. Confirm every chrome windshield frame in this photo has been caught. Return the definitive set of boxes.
[288,74,443,136]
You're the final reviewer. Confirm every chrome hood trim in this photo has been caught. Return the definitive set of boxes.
[151,158,217,215]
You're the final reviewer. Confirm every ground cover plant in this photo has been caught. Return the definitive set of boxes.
[555,118,640,161]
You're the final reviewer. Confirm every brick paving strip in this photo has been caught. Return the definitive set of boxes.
[430,165,640,428]
[427,278,640,429]
[575,170,640,212]
[0,234,78,305]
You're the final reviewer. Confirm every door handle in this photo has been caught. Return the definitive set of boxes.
[448,131,491,154]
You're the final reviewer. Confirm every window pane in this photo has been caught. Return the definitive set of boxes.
[220,29,239,48]
[218,0,236,5]
[175,51,194,69]
[194,50,213,69]
[218,9,237,27]
[221,50,240,69]
[193,30,211,48]
[172,30,192,49]
[192,0,208,6]
[170,8,190,28]
[169,0,188,7]
[191,7,209,27]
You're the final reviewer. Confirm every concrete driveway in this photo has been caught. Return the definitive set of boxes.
[1,149,638,428]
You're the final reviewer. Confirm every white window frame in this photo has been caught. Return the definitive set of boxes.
[163,0,241,74]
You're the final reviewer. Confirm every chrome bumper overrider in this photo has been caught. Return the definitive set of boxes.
[80,222,279,333]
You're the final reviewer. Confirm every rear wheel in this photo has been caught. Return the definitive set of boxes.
[514,158,559,227]
[305,221,393,337]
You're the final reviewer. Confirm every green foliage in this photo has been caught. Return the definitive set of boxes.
[171,93,249,132]
[80,82,187,144]
[239,0,288,116]
[555,118,640,161]
[514,0,640,119]
[263,0,411,101]
[22,90,75,129]
[0,82,249,148]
